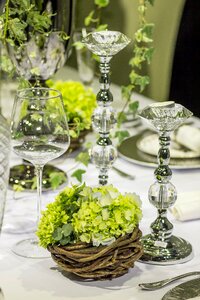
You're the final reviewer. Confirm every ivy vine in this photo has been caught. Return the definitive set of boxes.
[115,0,155,142]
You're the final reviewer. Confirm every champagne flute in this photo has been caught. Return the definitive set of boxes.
[10,87,70,258]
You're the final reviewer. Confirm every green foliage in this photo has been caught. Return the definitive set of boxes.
[71,169,86,183]
[12,170,67,192]
[37,184,142,248]
[95,0,110,8]
[0,0,69,77]
[84,0,109,30]
[75,152,90,167]
[49,172,67,190]
[114,130,130,144]
[46,80,96,137]
[118,0,154,137]
[0,0,53,46]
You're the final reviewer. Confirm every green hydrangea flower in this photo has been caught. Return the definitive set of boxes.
[37,184,142,248]
[46,80,96,134]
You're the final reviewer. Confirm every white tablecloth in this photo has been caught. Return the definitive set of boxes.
[0,67,200,300]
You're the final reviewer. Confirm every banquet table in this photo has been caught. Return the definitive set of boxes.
[0,67,200,300]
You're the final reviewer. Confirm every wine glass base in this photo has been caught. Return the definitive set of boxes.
[12,238,50,259]
[139,234,193,265]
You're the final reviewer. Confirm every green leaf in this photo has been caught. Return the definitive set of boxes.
[138,5,146,14]
[52,228,63,241]
[129,70,139,85]
[135,75,150,92]
[59,236,71,245]
[8,18,27,43]
[141,23,154,43]
[146,0,155,5]
[121,85,134,101]
[49,172,67,190]
[84,10,94,26]
[62,224,73,237]
[30,67,40,76]
[117,111,127,128]
[145,47,154,64]
[0,55,15,75]
[96,24,108,31]
[73,41,84,50]
[13,184,24,192]
[71,169,86,183]
[95,0,110,7]
[75,152,90,166]
[128,101,139,113]
[114,130,130,144]
[31,176,37,190]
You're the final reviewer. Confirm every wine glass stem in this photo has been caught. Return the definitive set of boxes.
[35,164,44,227]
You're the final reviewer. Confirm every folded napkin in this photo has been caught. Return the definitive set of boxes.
[175,125,200,153]
[170,191,200,221]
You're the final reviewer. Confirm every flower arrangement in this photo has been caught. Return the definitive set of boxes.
[37,184,143,279]
[46,80,96,138]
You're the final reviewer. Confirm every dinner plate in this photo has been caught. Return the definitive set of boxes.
[137,133,200,159]
[118,131,200,169]
[162,278,200,300]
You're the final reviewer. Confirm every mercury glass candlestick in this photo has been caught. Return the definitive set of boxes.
[138,101,193,265]
[82,30,130,185]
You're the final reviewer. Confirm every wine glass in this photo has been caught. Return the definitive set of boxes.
[10,87,70,258]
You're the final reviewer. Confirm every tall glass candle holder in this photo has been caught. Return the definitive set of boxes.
[138,101,193,265]
[83,31,130,185]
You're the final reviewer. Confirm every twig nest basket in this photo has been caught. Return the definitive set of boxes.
[48,227,143,280]
[37,184,143,280]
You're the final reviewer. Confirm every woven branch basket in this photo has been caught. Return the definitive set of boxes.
[47,227,143,280]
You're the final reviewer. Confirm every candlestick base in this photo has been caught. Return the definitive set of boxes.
[139,234,193,265]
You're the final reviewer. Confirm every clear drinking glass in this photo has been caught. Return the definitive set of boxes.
[10,87,70,258]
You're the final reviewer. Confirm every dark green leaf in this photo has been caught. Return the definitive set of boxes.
[59,236,71,246]
[128,101,139,113]
[52,228,63,241]
[62,224,73,237]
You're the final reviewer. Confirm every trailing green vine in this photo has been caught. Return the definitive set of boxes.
[116,0,155,142]
[84,0,109,31]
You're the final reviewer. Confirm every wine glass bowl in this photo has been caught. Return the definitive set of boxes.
[10,87,70,258]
